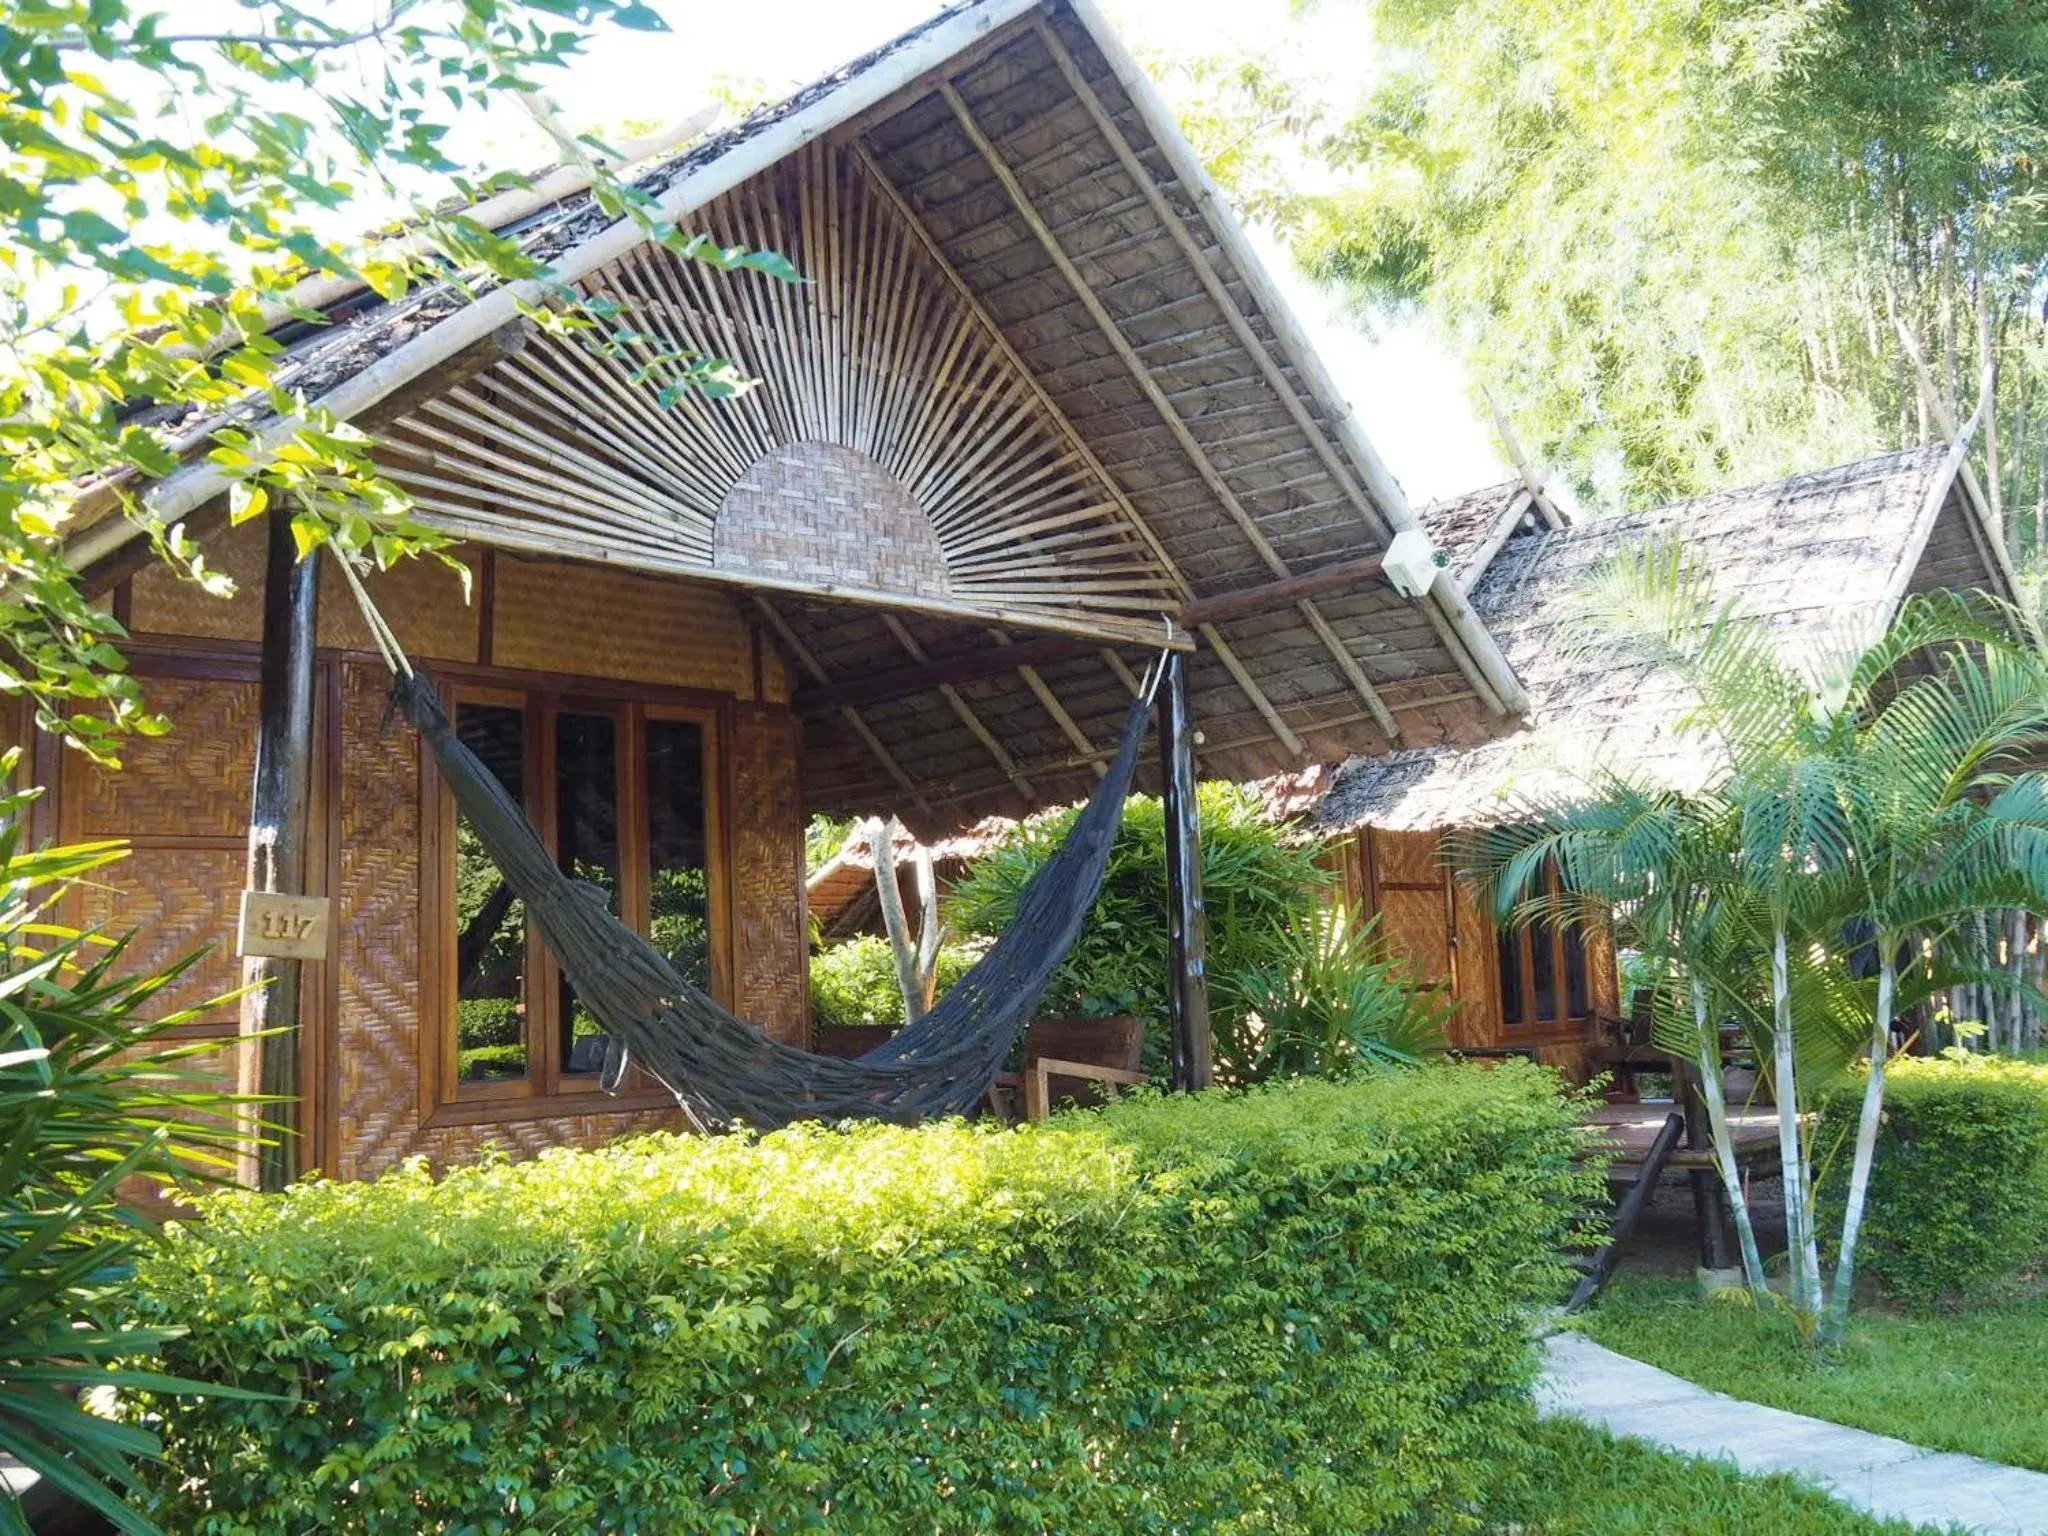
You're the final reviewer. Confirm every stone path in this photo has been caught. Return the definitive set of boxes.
[1538,1331,2048,1535]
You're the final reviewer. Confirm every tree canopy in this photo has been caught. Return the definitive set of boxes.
[1,0,787,759]
[1272,0,2048,519]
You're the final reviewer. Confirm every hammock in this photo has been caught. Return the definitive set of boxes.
[366,570,1160,1130]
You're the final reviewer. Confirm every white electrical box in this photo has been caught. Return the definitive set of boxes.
[1382,527,1444,598]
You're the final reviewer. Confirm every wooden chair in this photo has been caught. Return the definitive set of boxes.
[990,1017,1149,1122]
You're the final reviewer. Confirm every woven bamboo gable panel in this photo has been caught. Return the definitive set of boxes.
[375,138,1180,645]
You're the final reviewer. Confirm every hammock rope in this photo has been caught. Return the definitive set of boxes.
[335,552,1163,1130]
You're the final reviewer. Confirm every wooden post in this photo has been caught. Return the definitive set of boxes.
[1569,1112,1684,1312]
[236,508,320,1190]
[1159,652,1213,1090]
[1677,1058,1736,1272]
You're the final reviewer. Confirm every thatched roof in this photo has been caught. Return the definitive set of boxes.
[1314,445,2013,833]
[69,0,1531,835]
[806,816,1013,940]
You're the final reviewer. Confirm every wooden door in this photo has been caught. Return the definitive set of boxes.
[1350,828,1499,1048]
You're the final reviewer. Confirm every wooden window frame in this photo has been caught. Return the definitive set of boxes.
[423,673,731,1124]
[1497,862,1595,1034]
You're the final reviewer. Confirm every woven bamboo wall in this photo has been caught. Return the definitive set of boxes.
[130,517,482,661]
[63,672,261,1027]
[730,703,810,1045]
[492,554,790,701]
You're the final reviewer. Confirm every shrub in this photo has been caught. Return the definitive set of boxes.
[949,784,1329,1071]
[456,996,522,1048]
[1816,1053,2048,1306]
[1215,907,1452,1082]
[809,935,985,1027]
[128,1065,1593,1535]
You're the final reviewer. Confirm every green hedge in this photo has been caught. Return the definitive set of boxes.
[1818,1054,2048,1307]
[809,935,984,1028]
[127,1065,1593,1535]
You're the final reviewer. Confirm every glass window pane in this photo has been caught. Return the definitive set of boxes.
[1498,927,1525,1025]
[454,704,528,1084]
[646,718,712,990]
[1531,916,1559,1021]
[1565,925,1591,1017]
[556,711,620,1076]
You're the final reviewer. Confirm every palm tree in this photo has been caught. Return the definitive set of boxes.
[1460,780,1773,1294]
[1811,623,2048,1340]
[1471,544,2048,1334]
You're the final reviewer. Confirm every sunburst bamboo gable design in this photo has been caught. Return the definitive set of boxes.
[376,142,1182,644]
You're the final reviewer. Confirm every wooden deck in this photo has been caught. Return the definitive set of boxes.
[1584,1101,1780,1176]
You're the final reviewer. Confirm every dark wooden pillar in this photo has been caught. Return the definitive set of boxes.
[1678,1059,1737,1271]
[1158,652,1213,1090]
[236,508,320,1190]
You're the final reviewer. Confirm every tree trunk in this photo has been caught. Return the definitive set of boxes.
[911,841,942,1013]
[1772,920,1822,1320]
[869,817,927,1024]
[1825,952,1895,1344]
[1694,980,1768,1293]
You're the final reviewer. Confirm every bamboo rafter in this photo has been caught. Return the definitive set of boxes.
[376,139,1180,640]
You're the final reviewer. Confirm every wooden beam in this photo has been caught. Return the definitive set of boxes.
[1483,387,1569,530]
[1197,623,1304,759]
[795,633,1107,713]
[236,507,320,1191]
[1457,488,1537,594]
[878,612,1036,801]
[1180,554,1389,627]
[988,627,1107,780]
[1159,651,1213,1091]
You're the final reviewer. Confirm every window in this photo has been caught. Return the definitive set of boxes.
[437,684,724,1111]
[1497,862,1594,1028]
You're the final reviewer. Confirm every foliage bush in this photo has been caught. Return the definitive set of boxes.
[1816,1054,2048,1307]
[1215,907,1452,1082]
[809,935,985,1028]
[456,996,522,1048]
[0,776,260,1533]
[128,1065,1593,1535]
[949,784,1330,1073]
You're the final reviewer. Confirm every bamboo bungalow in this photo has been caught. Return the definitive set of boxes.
[1310,444,2020,1078]
[45,0,1526,1182]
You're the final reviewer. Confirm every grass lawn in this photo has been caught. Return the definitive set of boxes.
[1573,1273,2048,1471]
[1489,1419,1958,1533]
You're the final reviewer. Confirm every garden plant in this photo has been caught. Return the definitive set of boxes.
[1464,543,2048,1339]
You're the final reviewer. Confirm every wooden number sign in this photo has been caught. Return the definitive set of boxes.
[238,891,332,961]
